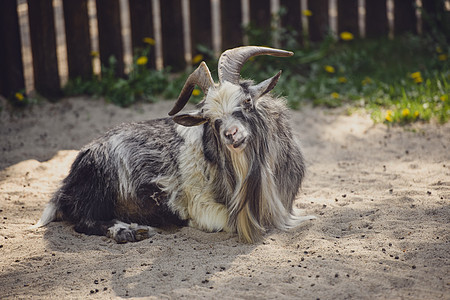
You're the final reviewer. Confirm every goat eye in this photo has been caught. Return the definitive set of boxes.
[243,98,252,109]
[214,119,222,132]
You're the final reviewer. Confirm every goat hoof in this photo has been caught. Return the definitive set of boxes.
[108,222,156,243]
[114,229,135,243]
[134,227,155,241]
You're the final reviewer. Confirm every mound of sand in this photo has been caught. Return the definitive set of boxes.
[0,97,448,299]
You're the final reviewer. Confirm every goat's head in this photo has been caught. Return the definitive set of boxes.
[169,46,293,153]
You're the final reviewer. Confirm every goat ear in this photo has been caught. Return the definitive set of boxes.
[249,70,282,100]
[172,112,207,127]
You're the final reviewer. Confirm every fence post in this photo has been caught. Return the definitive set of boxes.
[248,0,271,45]
[27,0,61,99]
[221,0,243,50]
[96,0,125,77]
[189,0,212,60]
[62,0,92,80]
[129,0,156,69]
[422,0,447,37]
[365,0,388,38]
[250,0,271,28]
[160,0,185,71]
[307,0,329,42]
[280,0,303,46]
[394,0,417,35]
[0,0,25,99]
[337,0,358,37]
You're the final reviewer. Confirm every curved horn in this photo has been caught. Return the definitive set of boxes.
[218,46,293,85]
[168,62,215,116]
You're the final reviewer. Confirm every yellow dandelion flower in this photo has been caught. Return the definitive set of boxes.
[324,65,335,73]
[15,92,24,101]
[438,54,448,61]
[331,92,339,99]
[413,111,419,118]
[302,9,312,17]
[90,51,99,57]
[136,56,148,65]
[436,46,443,53]
[402,108,410,117]
[385,110,393,122]
[143,37,155,45]
[440,95,448,102]
[410,72,423,84]
[192,89,201,96]
[362,77,372,86]
[340,32,354,41]
[192,54,203,64]
[338,76,347,83]
[410,72,421,79]
[413,76,423,84]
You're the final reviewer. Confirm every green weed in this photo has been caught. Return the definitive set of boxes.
[9,19,448,126]
[64,46,169,107]
[5,89,39,107]
[242,32,449,124]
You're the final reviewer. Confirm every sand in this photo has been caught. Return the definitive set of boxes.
[0,96,449,299]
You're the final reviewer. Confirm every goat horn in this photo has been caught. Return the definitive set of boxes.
[168,62,215,116]
[218,46,293,85]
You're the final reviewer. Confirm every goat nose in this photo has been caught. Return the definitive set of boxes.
[224,126,238,140]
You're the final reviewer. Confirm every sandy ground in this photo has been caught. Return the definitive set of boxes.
[0,96,448,299]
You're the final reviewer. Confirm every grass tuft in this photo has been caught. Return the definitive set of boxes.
[242,34,449,124]
[6,31,448,126]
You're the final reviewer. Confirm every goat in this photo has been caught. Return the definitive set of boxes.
[34,46,315,243]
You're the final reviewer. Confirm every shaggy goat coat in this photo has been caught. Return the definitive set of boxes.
[36,47,313,243]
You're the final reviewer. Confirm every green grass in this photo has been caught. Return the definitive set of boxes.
[63,52,169,107]
[7,33,448,126]
[240,33,449,124]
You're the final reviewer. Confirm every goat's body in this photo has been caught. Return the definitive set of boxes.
[39,95,308,242]
[36,46,315,243]
[44,118,187,239]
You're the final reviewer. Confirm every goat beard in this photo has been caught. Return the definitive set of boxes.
[227,137,298,243]
[226,143,246,153]
[226,146,267,243]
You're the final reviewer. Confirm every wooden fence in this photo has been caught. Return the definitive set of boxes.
[0,0,445,100]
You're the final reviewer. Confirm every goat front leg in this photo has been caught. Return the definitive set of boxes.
[106,221,157,243]
[187,195,231,233]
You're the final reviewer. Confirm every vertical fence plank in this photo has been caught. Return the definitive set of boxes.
[249,0,271,45]
[221,0,243,50]
[160,0,185,71]
[280,0,302,46]
[96,0,124,76]
[250,0,271,28]
[62,0,92,80]
[189,0,212,59]
[337,0,358,37]
[307,0,329,42]
[27,0,61,98]
[422,0,446,35]
[0,0,25,99]
[365,0,388,38]
[129,0,156,68]
[394,0,417,35]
